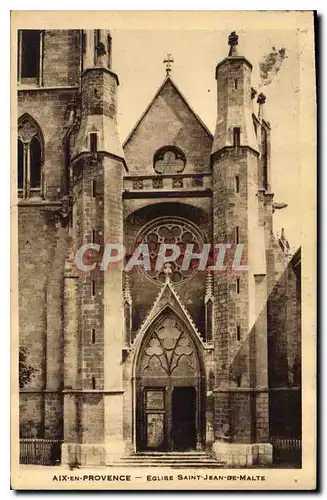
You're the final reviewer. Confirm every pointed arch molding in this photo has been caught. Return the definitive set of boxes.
[131,277,208,379]
[18,113,45,164]
[132,300,207,382]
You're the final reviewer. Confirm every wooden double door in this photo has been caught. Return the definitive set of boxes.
[139,385,197,451]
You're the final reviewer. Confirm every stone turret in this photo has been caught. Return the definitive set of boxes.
[62,30,126,466]
[211,32,272,467]
[212,31,258,155]
[72,29,125,162]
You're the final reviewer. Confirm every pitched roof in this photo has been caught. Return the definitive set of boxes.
[123,76,213,148]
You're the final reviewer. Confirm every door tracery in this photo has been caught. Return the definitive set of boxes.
[140,316,197,378]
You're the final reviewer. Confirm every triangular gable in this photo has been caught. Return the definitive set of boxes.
[132,276,206,350]
[123,76,213,176]
[123,76,212,147]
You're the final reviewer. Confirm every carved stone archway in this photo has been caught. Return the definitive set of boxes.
[135,310,205,452]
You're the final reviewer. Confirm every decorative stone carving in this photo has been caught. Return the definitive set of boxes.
[95,42,107,57]
[52,194,73,228]
[192,176,203,187]
[123,272,132,347]
[172,178,183,189]
[133,180,143,190]
[257,92,266,105]
[18,119,38,143]
[204,271,214,342]
[228,31,238,47]
[65,94,80,130]
[228,31,239,56]
[153,178,163,189]
[139,316,197,377]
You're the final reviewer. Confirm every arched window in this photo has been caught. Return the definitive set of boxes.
[17,114,44,197]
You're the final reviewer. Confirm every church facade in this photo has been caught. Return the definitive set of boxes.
[17,29,301,467]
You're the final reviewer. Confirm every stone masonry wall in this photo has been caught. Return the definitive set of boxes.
[18,30,81,439]
[18,206,68,439]
[268,251,300,388]
[267,248,301,438]
[42,30,81,88]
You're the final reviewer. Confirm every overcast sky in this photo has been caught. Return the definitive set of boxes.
[111,29,302,250]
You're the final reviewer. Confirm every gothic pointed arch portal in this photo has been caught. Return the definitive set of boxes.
[135,310,205,452]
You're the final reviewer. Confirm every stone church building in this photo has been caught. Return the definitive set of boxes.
[17,29,301,467]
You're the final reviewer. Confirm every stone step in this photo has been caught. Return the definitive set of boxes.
[121,457,220,464]
[121,453,209,460]
[120,456,216,461]
[114,461,224,468]
[113,451,225,468]
[133,451,208,456]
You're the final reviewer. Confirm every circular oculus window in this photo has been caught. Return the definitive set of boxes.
[134,217,205,284]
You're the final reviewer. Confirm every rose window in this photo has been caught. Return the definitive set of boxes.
[135,217,204,284]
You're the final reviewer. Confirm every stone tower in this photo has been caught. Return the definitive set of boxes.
[211,32,272,465]
[62,29,126,466]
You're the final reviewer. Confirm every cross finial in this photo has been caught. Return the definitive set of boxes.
[163,263,172,280]
[163,53,174,76]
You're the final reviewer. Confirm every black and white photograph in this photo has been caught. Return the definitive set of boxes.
[11,10,316,491]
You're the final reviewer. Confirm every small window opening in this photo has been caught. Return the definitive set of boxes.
[234,78,238,89]
[90,133,98,153]
[236,375,242,387]
[235,226,240,244]
[92,229,96,244]
[235,175,240,193]
[91,329,96,344]
[91,280,96,296]
[237,325,241,342]
[92,179,96,197]
[236,278,240,294]
[233,127,241,148]
[92,377,96,389]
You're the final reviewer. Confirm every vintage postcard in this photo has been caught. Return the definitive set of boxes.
[11,10,316,490]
